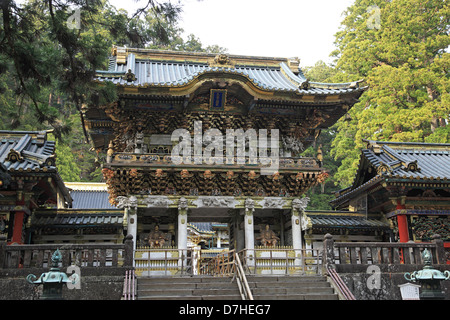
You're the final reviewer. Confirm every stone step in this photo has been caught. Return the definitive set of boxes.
[138,295,203,300]
[136,275,338,300]
[246,275,327,282]
[138,276,231,283]
[247,281,331,288]
[251,286,335,295]
[202,294,242,300]
[245,275,339,300]
[137,288,240,296]
[139,294,242,300]
[137,288,196,296]
[136,276,241,300]
[138,281,237,290]
[252,293,339,300]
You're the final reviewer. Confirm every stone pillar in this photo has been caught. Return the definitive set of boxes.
[126,207,138,252]
[116,196,138,266]
[292,198,310,267]
[178,198,188,269]
[323,233,335,268]
[177,197,188,250]
[123,234,134,268]
[291,209,302,251]
[244,199,255,267]
[216,231,221,248]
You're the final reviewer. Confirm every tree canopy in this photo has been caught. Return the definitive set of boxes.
[328,0,450,188]
[0,0,226,181]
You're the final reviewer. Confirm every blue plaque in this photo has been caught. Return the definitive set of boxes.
[210,89,226,110]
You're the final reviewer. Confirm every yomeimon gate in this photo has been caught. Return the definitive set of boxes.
[85,47,365,275]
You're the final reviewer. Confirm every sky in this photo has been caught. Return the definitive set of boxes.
[110,0,356,67]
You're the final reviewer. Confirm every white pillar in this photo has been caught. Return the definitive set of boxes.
[291,208,302,267]
[244,199,255,266]
[216,231,221,249]
[178,198,188,269]
[125,207,137,266]
[177,209,187,250]
[291,210,302,250]
[292,197,310,268]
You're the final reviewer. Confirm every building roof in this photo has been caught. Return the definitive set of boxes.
[188,223,215,235]
[0,130,57,172]
[0,130,72,205]
[331,140,450,207]
[94,47,366,96]
[361,140,450,180]
[30,209,124,228]
[306,213,390,230]
[65,182,117,210]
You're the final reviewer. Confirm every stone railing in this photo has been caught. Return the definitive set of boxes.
[322,233,447,266]
[0,235,134,269]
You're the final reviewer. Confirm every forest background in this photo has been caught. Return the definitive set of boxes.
[0,0,448,210]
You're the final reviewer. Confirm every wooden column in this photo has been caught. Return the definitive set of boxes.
[396,199,409,243]
[11,211,25,244]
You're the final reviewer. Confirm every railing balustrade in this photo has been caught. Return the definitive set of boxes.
[234,252,254,300]
[323,233,447,266]
[112,153,320,169]
[0,243,131,269]
[134,247,194,276]
[208,249,235,277]
[238,247,323,275]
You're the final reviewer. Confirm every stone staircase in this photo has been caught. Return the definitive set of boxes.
[246,275,339,300]
[136,275,339,300]
[136,276,242,300]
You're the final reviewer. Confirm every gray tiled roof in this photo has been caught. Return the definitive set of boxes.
[362,142,450,180]
[31,211,124,227]
[70,190,116,209]
[0,131,56,172]
[307,215,390,230]
[331,140,450,206]
[0,130,72,205]
[94,51,364,95]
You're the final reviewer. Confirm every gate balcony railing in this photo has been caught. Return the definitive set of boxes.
[238,247,323,276]
[134,247,195,276]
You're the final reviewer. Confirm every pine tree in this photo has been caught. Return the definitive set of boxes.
[329,0,450,187]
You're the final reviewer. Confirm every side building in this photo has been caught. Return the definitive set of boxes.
[0,130,71,244]
[330,140,450,262]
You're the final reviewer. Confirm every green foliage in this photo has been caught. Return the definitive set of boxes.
[329,0,450,187]
[300,129,341,210]
[0,0,228,182]
[55,141,81,182]
[302,60,339,83]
